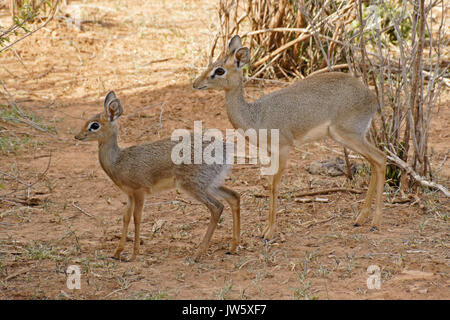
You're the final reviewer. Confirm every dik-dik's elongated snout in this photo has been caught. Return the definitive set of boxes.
[192,71,209,90]
[74,132,87,141]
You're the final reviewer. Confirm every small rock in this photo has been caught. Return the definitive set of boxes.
[418,289,428,294]
[306,157,357,177]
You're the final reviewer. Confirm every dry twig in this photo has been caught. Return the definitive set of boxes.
[385,148,449,197]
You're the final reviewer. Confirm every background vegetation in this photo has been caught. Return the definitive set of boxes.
[211,0,448,195]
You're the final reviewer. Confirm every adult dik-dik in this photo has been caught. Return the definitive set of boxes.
[193,35,386,240]
[75,91,240,261]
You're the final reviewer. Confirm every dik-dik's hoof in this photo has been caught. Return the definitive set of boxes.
[112,255,125,262]
[112,251,122,260]
[259,224,275,240]
[225,249,237,255]
[193,249,206,262]
[354,208,370,227]
[112,254,136,262]
[261,230,275,241]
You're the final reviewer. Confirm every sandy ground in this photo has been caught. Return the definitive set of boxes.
[0,0,448,300]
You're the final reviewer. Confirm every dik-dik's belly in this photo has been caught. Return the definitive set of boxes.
[293,121,331,146]
[148,177,176,194]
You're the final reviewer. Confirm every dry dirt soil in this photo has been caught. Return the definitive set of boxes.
[0,0,448,300]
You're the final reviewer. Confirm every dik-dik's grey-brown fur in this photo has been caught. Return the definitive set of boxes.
[75,91,240,261]
[193,35,386,240]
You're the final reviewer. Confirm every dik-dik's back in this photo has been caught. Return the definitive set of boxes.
[245,72,378,144]
[109,137,232,195]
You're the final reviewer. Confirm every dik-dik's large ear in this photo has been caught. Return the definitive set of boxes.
[104,91,117,108]
[228,35,242,54]
[104,91,122,122]
[234,47,250,69]
[105,98,123,122]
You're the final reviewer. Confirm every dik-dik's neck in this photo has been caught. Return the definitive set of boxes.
[224,83,257,131]
[98,131,120,176]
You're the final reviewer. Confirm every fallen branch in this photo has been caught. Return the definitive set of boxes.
[104,283,132,298]
[385,149,450,197]
[295,187,363,197]
[298,216,337,228]
[295,197,329,203]
[253,187,363,198]
[4,268,31,281]
[72,201,95,218]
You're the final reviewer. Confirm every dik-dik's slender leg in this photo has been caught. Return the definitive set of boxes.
[195,193,224,261]
[367,147,386,230]
[354,163,377,226]
[217,186,241,254]
[113,194,135,259]
[329,126,386,230]
[261,145,290,240]
[130,190,145,261]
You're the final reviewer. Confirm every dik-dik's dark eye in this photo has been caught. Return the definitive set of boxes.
[214,67,226,76]
[88,122,100,132]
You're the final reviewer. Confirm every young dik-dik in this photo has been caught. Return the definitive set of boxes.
[74,91,240,261]
[193,35,386,239]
